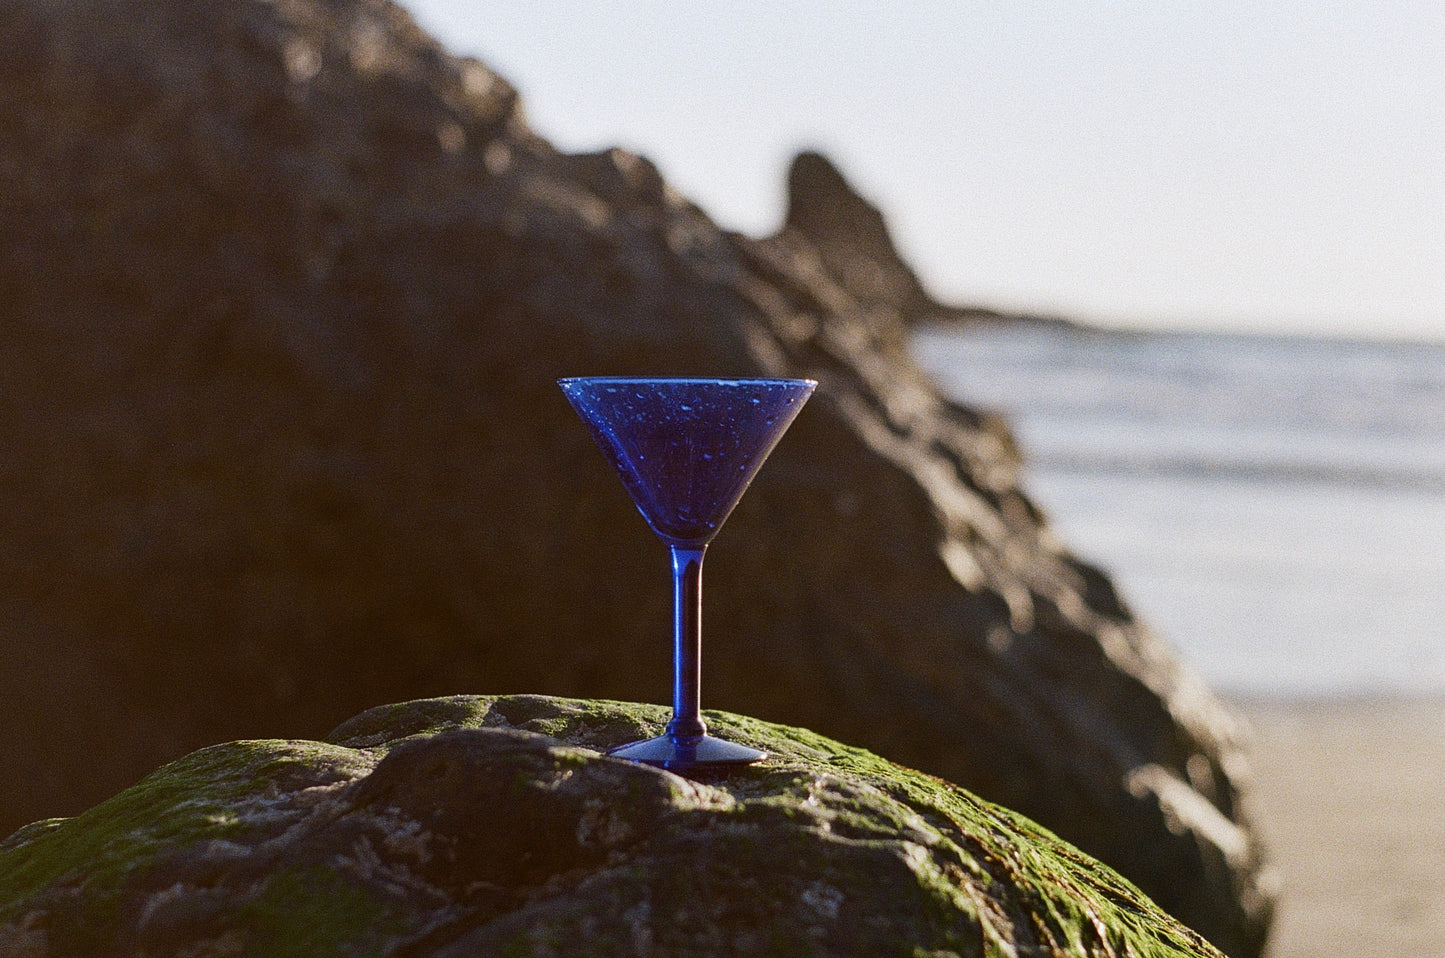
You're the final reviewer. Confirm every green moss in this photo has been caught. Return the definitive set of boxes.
[240,867,404,958]
[0,695,1223,957]
[0,739,372,924]
[330,696,1221,957]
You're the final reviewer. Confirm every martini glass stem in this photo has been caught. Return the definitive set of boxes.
[667,544,708,740]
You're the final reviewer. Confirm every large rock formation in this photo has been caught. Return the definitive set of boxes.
[0,0,1271,953]
[0,694,1225,957]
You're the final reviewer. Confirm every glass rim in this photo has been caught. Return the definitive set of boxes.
[558,376,817,388]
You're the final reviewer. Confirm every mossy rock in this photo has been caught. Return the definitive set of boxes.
[0,696,1222,957]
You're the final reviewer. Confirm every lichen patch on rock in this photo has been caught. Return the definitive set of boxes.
[0,695,1222,957]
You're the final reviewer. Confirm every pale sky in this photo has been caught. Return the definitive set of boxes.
[403,1,1445,340]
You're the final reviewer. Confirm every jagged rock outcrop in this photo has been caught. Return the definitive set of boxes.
[0,0,1271,954]
[784,149,974,329]
[0,695,1225,957]
[782,150,1066,330]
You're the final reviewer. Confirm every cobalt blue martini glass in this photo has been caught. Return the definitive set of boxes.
[558,376,817,771]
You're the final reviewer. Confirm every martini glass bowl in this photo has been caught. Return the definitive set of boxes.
[558,376,816,771]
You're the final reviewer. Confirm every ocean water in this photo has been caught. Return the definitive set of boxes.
[910,323,1445,697]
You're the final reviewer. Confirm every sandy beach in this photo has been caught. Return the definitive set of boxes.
[1233,695,1445,957]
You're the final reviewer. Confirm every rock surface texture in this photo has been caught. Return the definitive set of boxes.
[0,695,1226,958]
[0,0,1270,954]
[782,150,1075,331]
[783,150,997,330]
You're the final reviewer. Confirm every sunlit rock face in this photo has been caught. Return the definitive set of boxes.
[0,0,1270,953]
[0,695,1226,958]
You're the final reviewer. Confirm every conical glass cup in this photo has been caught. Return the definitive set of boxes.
[559,376,816,771]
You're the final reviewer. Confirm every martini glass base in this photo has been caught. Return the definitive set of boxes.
[606,733,768,771]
